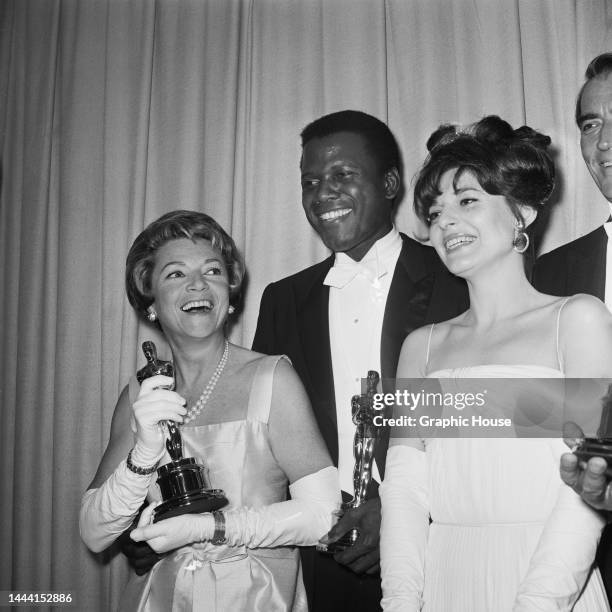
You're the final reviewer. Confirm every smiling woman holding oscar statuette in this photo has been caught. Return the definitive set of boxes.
[379,117,612,611]
[79,210,340,612]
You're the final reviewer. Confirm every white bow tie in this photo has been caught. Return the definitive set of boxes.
[324,257,387,289]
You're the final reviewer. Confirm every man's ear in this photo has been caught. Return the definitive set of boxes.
[384,167,401,199]
[518,204,537,228]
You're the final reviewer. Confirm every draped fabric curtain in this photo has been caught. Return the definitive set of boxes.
[1,1,611,609]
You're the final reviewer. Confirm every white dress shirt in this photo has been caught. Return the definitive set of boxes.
[324,228,402,494]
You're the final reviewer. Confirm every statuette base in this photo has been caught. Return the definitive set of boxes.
[153,457,228,523]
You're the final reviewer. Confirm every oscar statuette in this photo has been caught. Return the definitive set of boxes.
[317,370,381,553]
[137,341,227,522]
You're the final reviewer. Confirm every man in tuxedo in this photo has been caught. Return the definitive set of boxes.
[533,52,612,298]
[252,110,468,611]
[533,53,612,599]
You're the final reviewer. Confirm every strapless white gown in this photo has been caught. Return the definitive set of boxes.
[386,364,609,612]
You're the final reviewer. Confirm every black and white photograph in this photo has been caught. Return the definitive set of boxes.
[3,1,612,610]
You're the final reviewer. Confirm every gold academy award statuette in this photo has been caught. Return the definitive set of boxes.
[137,341,227,522]
[317,370,381,553]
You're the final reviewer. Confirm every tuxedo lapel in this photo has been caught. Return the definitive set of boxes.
[381,236,433,381]
[375,237,435,481]
[297,257,339,462]
[566,226,607,299]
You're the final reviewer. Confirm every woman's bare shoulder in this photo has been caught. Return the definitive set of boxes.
[231,344,294,378]
[402,313,467,352]
[558,293,610,322]
[553,293,612,342]
[398,325,436,378]
[557,294,612,377]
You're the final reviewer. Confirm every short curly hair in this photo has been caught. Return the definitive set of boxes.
[125,210,244,320]
[414,115,555,230]
[300,109,401,176]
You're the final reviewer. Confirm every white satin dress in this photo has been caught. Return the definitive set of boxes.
[120,355,306,612]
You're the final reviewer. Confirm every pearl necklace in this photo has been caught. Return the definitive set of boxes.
[182,339,230,425]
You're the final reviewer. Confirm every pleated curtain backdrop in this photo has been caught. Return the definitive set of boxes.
[1,1,612,609]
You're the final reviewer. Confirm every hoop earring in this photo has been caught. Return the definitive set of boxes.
[513,224,529,254]
[147,309,157,322]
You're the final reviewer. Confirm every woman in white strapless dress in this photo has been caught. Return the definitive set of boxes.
[379,116,612,611]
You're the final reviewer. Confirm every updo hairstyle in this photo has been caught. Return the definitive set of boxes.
[414,115,555,229]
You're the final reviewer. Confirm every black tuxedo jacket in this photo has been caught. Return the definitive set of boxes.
[532,226,606,299]
[252,233,468,481]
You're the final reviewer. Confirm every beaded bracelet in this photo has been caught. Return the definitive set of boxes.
[126,448,159,475]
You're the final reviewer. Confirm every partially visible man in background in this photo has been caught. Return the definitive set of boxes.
[534,53,612,602]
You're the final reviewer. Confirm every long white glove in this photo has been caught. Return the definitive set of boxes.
[80,460,157,553]
[131,375,186,465]
[224,465,340,547]
[80,375,184,553]
[130,466,341,553]
[514,482,605,611]
[380,444,429,612]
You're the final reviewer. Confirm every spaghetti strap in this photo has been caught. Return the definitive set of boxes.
[425,323,436,374]
[555,296,572,373]
[246,355,290,423]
